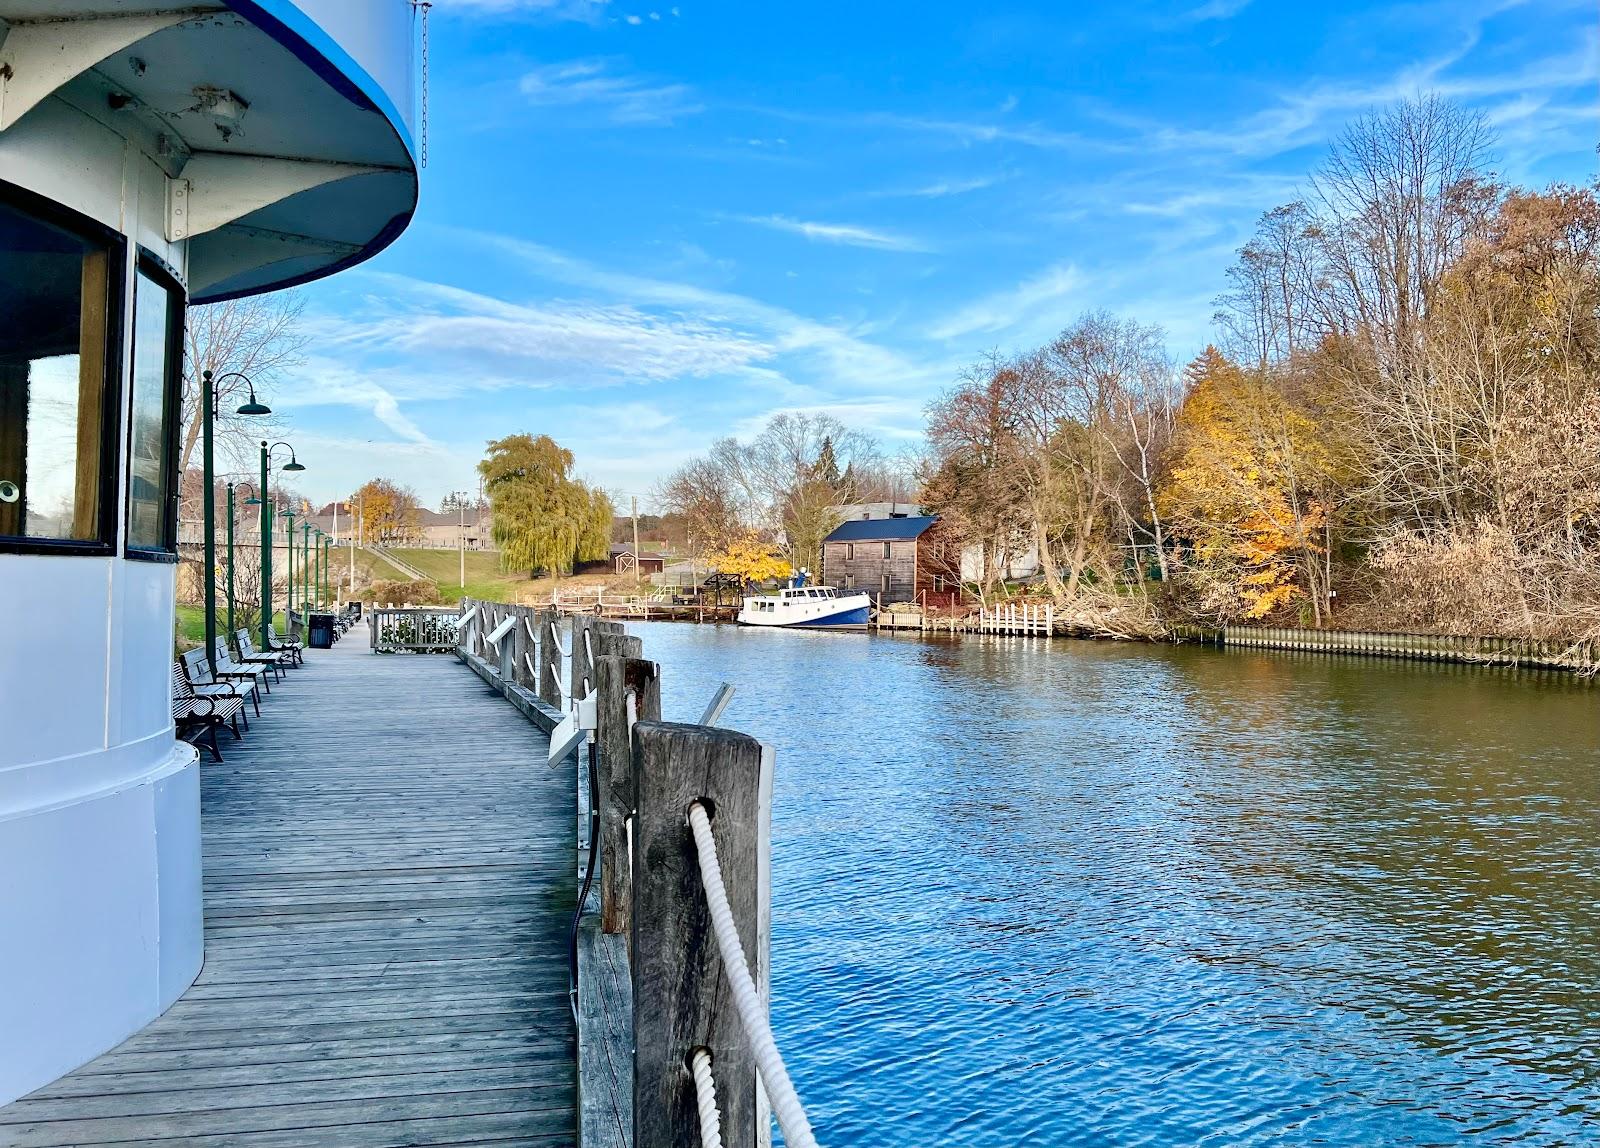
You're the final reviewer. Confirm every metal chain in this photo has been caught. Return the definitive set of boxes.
[413,0,432,168]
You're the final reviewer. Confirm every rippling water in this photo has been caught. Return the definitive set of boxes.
[631,623,1600,1147]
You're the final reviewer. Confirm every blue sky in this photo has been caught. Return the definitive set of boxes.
[278,0,1598,510]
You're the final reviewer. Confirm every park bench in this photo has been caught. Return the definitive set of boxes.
[266,622,304,666]
[237,629,294,673]
[180,648,259,724]
[209,639,273,704]
[170,662,243,762]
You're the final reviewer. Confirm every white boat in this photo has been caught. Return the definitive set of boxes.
[738,585,874,629]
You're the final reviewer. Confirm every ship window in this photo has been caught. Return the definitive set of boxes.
[0,188,122,550]
[126,260,183,553]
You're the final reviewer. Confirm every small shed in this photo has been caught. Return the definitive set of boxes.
[820,516,962,607]
[611,545,666,576]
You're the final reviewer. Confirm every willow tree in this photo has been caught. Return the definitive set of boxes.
[479,433,612,578]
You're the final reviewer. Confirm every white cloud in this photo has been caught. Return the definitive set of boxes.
[519,58,701,124]
[1186,0,1252,21]
[735,214,932,252]
[315,276,775,386]
[928,263,1083,341]
[437,0,608,18]
[867,174,1003,200]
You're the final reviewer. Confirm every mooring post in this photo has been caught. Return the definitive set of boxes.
[632,721,772,1148]
[596,653,659,935]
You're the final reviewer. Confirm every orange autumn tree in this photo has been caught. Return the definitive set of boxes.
[708,534,791,587]
[1160,347,1336,623]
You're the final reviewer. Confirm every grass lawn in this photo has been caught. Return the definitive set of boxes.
[388,548,536,603]
[175,605,286,647]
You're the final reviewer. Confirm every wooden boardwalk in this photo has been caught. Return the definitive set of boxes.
[0,629,576,1147]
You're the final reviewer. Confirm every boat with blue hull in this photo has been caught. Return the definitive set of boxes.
[739,585,873,629]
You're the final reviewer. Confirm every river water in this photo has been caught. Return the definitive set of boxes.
[629,622,1599,1147]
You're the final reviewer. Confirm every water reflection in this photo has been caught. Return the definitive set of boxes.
[634,623,1599,1146]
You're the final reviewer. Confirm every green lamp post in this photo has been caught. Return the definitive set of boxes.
[258,441,304,650]
[200,371,269,674]
[227,481,261,640]
[300,520,312,613]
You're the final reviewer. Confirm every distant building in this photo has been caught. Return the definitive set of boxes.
[610,544,665,576]
[832,500,920,521]
[820,516,963,608]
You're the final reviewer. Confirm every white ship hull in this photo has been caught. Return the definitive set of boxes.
[738,589,873,628]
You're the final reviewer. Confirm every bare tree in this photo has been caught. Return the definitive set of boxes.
[1307,94,1498,383]
[182,293,308,475]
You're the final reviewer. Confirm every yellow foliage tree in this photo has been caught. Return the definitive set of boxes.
[708,535,792,586]
[1160,347,1334,622]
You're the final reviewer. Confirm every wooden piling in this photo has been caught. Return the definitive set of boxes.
[631,721,772,1148]
[596,654,660,936]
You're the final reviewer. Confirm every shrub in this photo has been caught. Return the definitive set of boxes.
[361,578,445,606]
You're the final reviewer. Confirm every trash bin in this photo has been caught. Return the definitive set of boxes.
[309,612,335,649]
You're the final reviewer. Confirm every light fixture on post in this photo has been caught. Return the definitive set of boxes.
[259,440,302,651]
[200,371,270,676]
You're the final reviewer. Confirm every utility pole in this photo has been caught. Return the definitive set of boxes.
[332,501,340,602]
[631,495,641,588]
[451,489,469,589]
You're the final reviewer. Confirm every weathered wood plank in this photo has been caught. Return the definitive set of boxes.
[0,626,576,1148]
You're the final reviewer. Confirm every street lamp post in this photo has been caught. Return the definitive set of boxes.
[300,521,313,613]
[226,481,260,640]
[200,370,269,674]
[281,505,297,624]
[258,441,305,650]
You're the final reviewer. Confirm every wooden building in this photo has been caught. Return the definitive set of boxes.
[611,545,666,576]
[820,516,963,608]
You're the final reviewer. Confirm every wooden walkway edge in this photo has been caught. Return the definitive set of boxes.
[0,629,576,1148]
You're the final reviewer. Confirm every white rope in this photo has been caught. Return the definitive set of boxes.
[690,1047,723,1148]
[686,802,819,1148]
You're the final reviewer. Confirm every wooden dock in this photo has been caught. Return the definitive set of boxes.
[0,630,576,1148]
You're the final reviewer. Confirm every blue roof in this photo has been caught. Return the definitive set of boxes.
[824,516,937,543]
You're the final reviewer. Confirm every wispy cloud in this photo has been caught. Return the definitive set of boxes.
[928,262,1083,341]
[438,0,609,19]
[867,174,1005,200]
[519,58,701,124]
[734,214,932,252]
[1185,0,1252,21]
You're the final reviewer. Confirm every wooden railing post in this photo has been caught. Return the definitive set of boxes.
[538,611,563,708]
[571,614,603,700]
[631,721,772,1148]
[596,652,657,936]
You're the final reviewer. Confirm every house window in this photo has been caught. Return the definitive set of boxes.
[845,542,854,560]
[882,540,892,559]
[844,573,854,588]
[880,574,891,597]
[125,259,183,554]
[0,187,122,550]
[933,574,946,593]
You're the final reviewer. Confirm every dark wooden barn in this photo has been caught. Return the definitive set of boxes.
[819,516,962,608]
